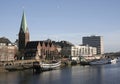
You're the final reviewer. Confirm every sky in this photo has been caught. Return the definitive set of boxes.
[0,0,120,52]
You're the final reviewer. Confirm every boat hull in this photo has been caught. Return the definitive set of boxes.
[89,59,108,65]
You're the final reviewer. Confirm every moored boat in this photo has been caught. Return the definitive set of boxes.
[108,58,117,64]
[89,59,108,65]
[40,61,61,70]
[33,61,61,72]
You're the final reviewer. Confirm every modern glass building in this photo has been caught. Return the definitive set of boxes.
[82,35,104,54]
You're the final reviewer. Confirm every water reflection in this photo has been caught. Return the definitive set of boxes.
[0,63,120,84]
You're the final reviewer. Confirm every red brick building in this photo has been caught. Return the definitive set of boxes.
[25,41,59,60]
[18,12,60,60]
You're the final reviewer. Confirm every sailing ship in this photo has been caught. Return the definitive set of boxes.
[33,61,61,72]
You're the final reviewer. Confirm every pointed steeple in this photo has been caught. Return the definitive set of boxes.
[20,11,29,33]
[18,11,30,53]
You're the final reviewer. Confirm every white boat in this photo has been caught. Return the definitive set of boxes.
[40,61,61,70]
[108,58,118,64]
[89,59,108,65]
[33,61,61,71]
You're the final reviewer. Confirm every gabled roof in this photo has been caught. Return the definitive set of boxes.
[39,41,44,46]
[20,11,29,33]
[25,41,55,49]
[25,41,39,49]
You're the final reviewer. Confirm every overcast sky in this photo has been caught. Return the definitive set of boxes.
[0,0,120,52]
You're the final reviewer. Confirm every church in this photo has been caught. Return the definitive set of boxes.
[18,11,60,60]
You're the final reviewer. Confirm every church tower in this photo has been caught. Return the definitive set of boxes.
[18,11,30,54]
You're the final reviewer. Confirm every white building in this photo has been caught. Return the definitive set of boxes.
[61,45,97,61]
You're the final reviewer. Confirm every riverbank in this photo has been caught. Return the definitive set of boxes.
[0,59,78,72]
[0,65,33,72]
[0,67,8,72]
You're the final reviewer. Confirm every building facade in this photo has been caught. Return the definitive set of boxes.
[53,40,74,57]
[82,35,104,54]
[0,43,17,61]
[61,45,97,61]
[25,41,60,60]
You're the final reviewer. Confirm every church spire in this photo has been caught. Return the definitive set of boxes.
[18,11,30,54]
[20,11,29,33]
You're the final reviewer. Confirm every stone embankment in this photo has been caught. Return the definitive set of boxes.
[0,59,80,72]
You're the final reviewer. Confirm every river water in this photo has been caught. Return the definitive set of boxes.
[0,62,120,84]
